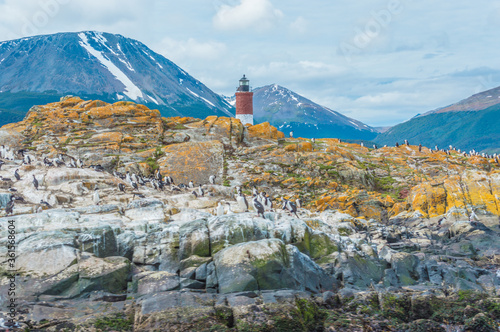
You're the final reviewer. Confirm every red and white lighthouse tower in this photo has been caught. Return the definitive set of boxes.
[235,75,253,125]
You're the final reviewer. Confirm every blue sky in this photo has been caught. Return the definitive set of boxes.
[1,0,499,126]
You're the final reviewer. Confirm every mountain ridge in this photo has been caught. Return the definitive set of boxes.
[0,31,234,124]
[253,84,377,140]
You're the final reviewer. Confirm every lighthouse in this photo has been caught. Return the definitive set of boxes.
[235,75,254,125]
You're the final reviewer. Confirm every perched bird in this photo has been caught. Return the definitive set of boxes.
[289,131,294,138]
[118,183,125,192]
[40,200,52,208]
[404,139,409,146]
[14,169,20,181]
[264,196,273,211]
[191,190,198,198]
[198,184,204,197]
[395,142,399,147]
[23,154,31,165]
[252,186,258,196]
[93,187,100,205]
[216,202,225,216]
[44,157,54,167]
[5,196,14,216]
[282,199,299,218]
[0,160,4,170]
[189,180,194,188]
[209,175,216,185]
[237,192,249,212]
[296,198,302,209]
[311,138,315,144]
[131,181,138,191]
[76,158,83,168]
[32,175,39,190]
[252,195,265,218]
[418,144,422,152]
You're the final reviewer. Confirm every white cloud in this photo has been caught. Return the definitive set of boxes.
[213,0,284,32]
[157,37,227,62]
[289,16,307,35]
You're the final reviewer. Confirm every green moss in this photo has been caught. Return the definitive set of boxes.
[93,313,133,331]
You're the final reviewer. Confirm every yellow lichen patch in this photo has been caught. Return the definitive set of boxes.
[298,142,313,152]
[158,141,224,185]
[247,122,285,140]
[88,132,123,144]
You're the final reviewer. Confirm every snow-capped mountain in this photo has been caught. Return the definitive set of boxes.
[0,31,234,125]
[253,84,377,140]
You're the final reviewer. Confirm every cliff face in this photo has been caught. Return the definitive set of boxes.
[0,98,499,331]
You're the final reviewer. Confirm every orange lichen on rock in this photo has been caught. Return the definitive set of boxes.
[247,122,285,140]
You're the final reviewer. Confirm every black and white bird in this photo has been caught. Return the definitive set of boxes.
[131,181,138,191]
[252,195,265,218]
[44,157,54,167]
[23,154,31,165]
[209,175,216,185]
[296,198,302,209]
[189,180,194,188]
[54,154,65,167]
[252,186,258,196]
[76,158,83,168]
[404,139,409,146]
[289,131,294,138]
[32,175,39,190]
[418,144,422,152]
[0,160,4,170]
[282,199,299,218]
[198,184,204,197]
[311,138,315,144]
[40,200,52,208]
[191,190,198,198]
[118,183,125,192]
[216,202,225,216]
[264,196,273,211]
[395,142,399,147]
[237,192,249,212]
[14,169,20,181]
[5,196,14,216]
[93,187,100,205]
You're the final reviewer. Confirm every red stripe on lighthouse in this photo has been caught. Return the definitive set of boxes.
[236,92,253,115]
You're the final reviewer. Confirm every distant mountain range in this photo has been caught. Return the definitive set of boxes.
[251,84,377,140]
[375,86,500,153]
[0,31,234,125]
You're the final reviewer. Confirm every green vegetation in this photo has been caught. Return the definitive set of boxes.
[93,313,133,331]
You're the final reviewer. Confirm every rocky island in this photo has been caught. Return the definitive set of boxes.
[0,97,499,331]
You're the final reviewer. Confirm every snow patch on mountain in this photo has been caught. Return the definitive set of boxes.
[78,32,143,100]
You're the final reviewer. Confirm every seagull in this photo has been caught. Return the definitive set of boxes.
[32,174,39,190]
[14,169,20,181]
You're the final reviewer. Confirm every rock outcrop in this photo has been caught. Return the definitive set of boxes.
[0,97,498,331]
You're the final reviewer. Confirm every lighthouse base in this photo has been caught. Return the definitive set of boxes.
[236,114,253,126]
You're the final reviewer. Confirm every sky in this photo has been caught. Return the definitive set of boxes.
[0,0,500,127]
